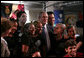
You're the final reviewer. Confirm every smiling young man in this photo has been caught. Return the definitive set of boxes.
[64,39,83,57]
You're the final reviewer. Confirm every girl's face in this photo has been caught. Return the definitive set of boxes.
[65,46,77,57]
[19,13,27,24]
[29,24,35,35]
[8,22,18,37]
[36,23,42,34]
[68,27,75,38]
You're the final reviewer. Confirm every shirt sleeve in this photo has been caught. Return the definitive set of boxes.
[1,40,10,57]
[1,41,5,57]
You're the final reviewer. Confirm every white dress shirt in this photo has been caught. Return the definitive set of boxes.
[44,24,51,51]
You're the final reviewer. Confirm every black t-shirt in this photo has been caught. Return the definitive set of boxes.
[21,33,39,56]
[4,36,18,49]
[51,35,67,57]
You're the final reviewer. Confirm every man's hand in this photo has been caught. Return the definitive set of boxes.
[32,51,41,57]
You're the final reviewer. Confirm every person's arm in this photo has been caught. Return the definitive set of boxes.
[5,45,10,57]
[32,51,41,57]
[76,41,83,50]
[1,41,10,57]
[76,36,83,50]
[22,44,29,56]
[1,42,5,57]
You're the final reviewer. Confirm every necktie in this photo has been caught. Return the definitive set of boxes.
[43,25,51,51]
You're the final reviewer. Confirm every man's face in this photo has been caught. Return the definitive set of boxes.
[19,13,27,24]
[68,27,75,38]
[65,46,77,57]
[40,12,48,25]
[48,14,55,26]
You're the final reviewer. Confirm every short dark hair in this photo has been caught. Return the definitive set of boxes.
[47,11,54,15]
[17,11,26,18]
[65,39,77,49]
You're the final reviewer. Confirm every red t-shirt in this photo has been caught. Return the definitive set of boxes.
[64,54,70,57]
[64,52,84,57]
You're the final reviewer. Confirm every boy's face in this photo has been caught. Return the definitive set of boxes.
[65,45,77,57]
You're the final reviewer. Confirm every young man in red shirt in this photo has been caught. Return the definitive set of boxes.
[64,39,83,57]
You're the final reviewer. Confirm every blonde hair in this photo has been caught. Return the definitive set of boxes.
[56,23,64,30]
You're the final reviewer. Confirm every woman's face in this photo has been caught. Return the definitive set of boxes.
[29,24,35,35]
[68,27,75,38]
[36,23,42,34]
[54,25,62,34]
[19,13,27,24]
[8,22,18,37]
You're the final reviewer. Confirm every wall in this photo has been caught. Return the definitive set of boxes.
[29,10,42,22]
[63,5,83,36]
[24,5,42,23]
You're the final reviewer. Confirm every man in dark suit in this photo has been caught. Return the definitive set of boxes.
[47,11,55,38]
[47,12,56,57]
[39,11,51,57]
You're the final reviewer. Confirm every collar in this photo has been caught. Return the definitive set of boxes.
[1,37,8,45]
